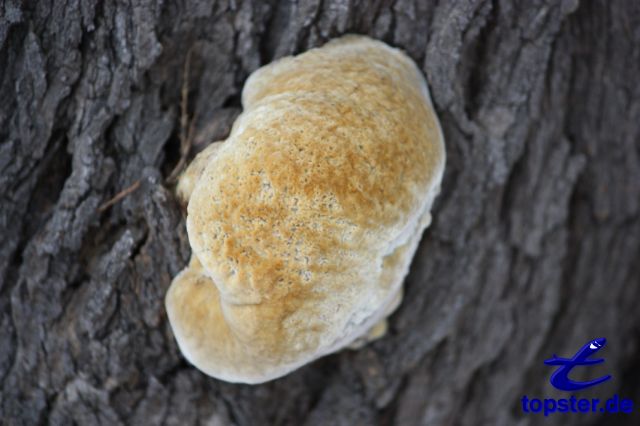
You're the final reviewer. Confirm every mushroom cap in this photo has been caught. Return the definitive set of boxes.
[166,34,445,384]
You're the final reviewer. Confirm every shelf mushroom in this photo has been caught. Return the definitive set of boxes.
[166,35,445,384]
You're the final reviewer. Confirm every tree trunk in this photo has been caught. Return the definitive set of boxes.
[1,1,639,425]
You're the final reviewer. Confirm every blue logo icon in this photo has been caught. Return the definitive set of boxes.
[544,338,612,391]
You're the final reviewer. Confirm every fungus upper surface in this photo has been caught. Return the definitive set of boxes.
[166,35,445,384]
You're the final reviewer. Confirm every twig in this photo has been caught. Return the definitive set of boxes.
[98,180,141,212]
[167,46,196,183]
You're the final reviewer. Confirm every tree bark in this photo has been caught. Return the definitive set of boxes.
[1,1,639,425]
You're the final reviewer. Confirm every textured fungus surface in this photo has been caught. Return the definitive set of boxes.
[166,36,445,383]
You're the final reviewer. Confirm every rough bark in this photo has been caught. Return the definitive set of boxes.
[1,1,639,425]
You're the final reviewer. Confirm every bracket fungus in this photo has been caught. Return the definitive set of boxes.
[166,35,445,384]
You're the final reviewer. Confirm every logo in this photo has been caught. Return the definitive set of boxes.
[543,337,612,391]
[520,337,634,417]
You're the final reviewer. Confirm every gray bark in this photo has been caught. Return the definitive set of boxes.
[1,0,639,425]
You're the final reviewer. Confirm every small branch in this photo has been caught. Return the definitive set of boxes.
[98,180,141,212]
[167,46,196,184]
